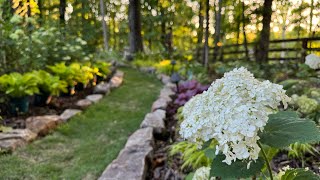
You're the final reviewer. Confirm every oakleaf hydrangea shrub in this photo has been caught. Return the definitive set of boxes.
[178,67,320,179]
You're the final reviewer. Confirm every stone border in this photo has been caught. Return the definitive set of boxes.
[0,70,125,152]
[98,74,174,180]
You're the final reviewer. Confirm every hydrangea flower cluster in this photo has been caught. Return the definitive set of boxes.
[292,95,318,114]
[180,67,290,165]
[305,54,320,70]
[193,166,211,180]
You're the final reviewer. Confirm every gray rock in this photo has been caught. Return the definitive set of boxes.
[125,127,154,148]
[0,129,37,151]
[98,145,152,180]
[114,70,124,78]
[161,75,171,84]
[165,82,177,89]
[26,115,62,136]
[93,82,111,94]
[159,87,175,102]
[76,99,92,109]
[110,76,123,88]
[86,94,103,103]
[140,109,166,132]
[151,98,168,111]
[98,128,154,180]
[60,109,82,122]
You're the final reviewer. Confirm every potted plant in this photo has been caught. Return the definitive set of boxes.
[0,72,39,114]
[32,70,68,106]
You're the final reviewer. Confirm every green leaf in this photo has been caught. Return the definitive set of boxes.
[210,154,264,178]
[204,148,216,160]
[185,172,194,180]
[260,111,320,148]
[280,168,320,180]
[201,139,212,150]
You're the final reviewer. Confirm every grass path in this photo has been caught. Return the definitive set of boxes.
[0,68,162,179]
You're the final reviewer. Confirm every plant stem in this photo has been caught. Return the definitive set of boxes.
[257,141,273,180]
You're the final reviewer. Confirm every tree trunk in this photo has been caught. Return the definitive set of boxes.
[203,0,209,67]
[197,0,204,63]
[160,6,166,50]
[59,0,66,27]
[256,0,273,63]
[99,0,108,50]
[242,1,249,60]
[213,0,222,62]
[309,0,314,36]
[38,0,43,24]
[129,0,143,53]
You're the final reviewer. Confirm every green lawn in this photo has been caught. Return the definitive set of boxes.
[0,68,162,179]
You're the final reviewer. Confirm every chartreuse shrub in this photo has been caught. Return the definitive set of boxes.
[31,70,68,96]
[178,67,320,180]
[0,72,39,98]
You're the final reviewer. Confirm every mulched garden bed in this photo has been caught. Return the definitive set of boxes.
[0,70,116,130]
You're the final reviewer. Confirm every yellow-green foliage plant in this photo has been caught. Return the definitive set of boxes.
[32,70,68,96]
[47,62,78,87]
[0,72,39,98]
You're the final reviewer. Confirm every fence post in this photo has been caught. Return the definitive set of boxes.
[301,39,308,63]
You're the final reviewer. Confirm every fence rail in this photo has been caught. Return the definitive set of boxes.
[196,37,320,62]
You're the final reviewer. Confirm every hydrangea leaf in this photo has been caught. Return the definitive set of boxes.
[260,111,320,148]
[185,172,194,180]
[209,154,264,178]
[280,168,320,180]
[204,148,216,160]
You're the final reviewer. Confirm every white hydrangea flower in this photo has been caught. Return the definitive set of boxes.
[193,166,211,180]
[305,54,320,70]
[180,67,290,166]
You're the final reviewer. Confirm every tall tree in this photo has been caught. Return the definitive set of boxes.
[203,0,209,67]
[256,0,273,62]
[59,0,66,27]
[213,0,222,62]
[197,0,204,62]
[99,0,108,50]
[128,0,143,53]
[242,1,249,60]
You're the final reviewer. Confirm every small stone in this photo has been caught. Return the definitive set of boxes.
[0,129,37,151]
[86,94,103,103]
[93,82,111,94]
[151,98,168,111]
[140,109,166,132]
[125,127,154,148]
[110,76,123,88]
[114,70,124,78]
[26,115,62,136]
[161,75,171,84]
[60,109,82,122]
[76,99,92,109]
[159,87,175,102]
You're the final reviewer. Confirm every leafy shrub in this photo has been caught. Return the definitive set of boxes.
[32,70,68,96]
[0,72,39,97]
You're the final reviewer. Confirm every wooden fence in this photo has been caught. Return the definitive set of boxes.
[197,37,320,62]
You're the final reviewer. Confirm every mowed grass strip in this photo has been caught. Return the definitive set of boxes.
[0,68,162,179]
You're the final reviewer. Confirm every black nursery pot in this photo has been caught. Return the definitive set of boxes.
[9,96,29,115]
[34,92,50,106]
[61,86,75,97]
[75,83,86,91]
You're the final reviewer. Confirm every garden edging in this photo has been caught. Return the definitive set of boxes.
[0,70,125,152]
[98,74,174,180]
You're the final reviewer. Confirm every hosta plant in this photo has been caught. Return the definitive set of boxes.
[47,62,78,87]
[0,72,39,97]
[32,70,68,96]
[179,67,320,179]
